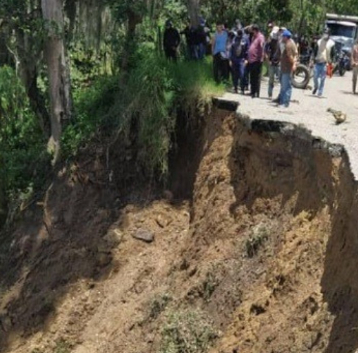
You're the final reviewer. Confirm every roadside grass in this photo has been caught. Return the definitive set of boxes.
[62,53,223,179]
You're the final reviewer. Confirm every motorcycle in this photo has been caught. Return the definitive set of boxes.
[333,47,351,76]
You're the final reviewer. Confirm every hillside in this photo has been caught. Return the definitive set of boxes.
[0,104,358,353]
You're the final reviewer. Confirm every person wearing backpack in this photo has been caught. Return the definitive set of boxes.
[230,29,249,94]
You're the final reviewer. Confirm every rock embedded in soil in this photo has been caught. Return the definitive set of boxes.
[156,214,172,228]
[133,229,155,243]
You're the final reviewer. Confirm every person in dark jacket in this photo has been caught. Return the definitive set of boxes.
[265,26,280,98]
[181,20,200,60]
[163,20,181,61]
[197,18,210,59]
[230,29,249,93]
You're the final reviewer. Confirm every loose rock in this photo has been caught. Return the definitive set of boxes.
[133,229,155,243]
[156,214,172,228]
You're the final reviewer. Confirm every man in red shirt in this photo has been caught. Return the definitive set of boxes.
[248,24,265,98]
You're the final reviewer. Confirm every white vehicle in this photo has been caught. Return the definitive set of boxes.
[326,13,358,51]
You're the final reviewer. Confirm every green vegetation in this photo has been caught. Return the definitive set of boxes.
[63,55,224,177]
[30,339,71,353]
[0,0,355,227]
[148,292,172,320]
[245,223,270,258]
[53,340,72,353]
[0,66,49,224]
[159,309,217,353]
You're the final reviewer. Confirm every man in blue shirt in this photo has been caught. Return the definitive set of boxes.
[230,29,249,94]
[212,22,229,83]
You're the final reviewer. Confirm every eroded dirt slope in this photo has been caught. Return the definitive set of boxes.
[1,108,358,353]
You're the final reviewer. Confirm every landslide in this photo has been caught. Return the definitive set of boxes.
[0,106,358,353]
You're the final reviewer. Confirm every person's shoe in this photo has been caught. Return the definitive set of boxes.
[272,98,279,103]
[234,88,238,94]
[312,87,317,95]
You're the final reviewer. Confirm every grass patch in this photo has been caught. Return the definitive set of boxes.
[148,292,172,320]
[245,223,270,258]
[159,309,217,353]
[62,52,224,179]
[53,340,72,353]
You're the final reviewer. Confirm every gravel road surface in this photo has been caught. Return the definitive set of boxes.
[223,72,358,180]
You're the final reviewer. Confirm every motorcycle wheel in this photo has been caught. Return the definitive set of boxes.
[292,64,310,89]
[339,66,346,76]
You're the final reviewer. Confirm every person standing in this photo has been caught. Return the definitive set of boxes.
[311,28,335,97]
[212,22,229,83]
[248,24,265,98]
[351,38,358,94]
[243,26,252,91]
[163,20,181,61]
[181,21,198,60]
[265,26,280,99]
[197,19,209,60]
[230,29,249,94]
[278,30,298,107]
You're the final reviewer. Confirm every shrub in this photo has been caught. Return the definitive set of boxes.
[64,50,224,180]
[149,293,172,320]
[0,66,50,225]
[159,309,217,353]
[245,223,270,258]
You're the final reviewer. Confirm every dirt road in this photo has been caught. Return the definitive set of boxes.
[224,71,358,180]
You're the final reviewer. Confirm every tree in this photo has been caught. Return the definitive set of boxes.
[41,0,71,164]
[187,0,201,26]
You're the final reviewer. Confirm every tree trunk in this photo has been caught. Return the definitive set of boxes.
[120,8,142,76]
[187,0,201,27]
[41,0,71,164]
[15,27,51,138]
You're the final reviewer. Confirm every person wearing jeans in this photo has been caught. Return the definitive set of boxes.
[312,28,335,97]
[212,22,229,83]
[278,30,297,107]
[230,29,249,93]
[265,26,280,98]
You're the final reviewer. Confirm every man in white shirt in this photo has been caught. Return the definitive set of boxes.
[311,28,335,97]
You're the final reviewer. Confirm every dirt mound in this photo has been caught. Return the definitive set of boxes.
[1,107,358,353]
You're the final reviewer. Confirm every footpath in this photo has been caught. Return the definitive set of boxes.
[224,72,358,180]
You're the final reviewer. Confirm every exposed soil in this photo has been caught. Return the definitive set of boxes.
[1,105,358,353]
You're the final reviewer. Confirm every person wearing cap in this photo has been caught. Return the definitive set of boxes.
[230,29,250,94]
[311,28,335,97]
[265,26,280,98]
[248,24,265,98]
[212,21,229,83]
[163,20,181,61]
[278,29,298,107]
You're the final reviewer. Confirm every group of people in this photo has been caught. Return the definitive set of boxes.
[163,17,358,108]
[212,22,297,107]
[163,19,210,61]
